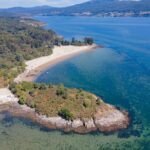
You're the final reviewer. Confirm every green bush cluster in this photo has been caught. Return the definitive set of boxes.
[58,108,73,120]
[56,84,68,99]
[55,37,94,46]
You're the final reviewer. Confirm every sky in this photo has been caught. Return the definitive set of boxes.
[0,0,89,8]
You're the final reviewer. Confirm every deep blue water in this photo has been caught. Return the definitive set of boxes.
[36,16,150,127]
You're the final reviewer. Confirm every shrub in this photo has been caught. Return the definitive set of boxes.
[96,98,103,105]
[34,83,40,89]
[58,108,73,120]
[56,84,68,99]
[18,96,26,105]
[9,82,17,93]
[21,82,34,91]
[27,101,35,108]
[96,98,101,105]
[83,99,91,108]
[39,83,47,90]
[29,90,35,97]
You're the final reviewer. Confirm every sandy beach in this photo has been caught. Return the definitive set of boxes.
[0,88,18,105]
[14,44,99,83]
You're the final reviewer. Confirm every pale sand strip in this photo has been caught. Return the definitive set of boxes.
[0,88,18,105]
[14,44,99,83]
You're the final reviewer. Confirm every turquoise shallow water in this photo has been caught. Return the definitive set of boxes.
[0,16,150,149]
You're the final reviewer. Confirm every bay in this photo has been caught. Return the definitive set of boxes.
[0,16,150,150]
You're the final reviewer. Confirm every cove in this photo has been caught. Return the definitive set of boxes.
[0,16,150,149]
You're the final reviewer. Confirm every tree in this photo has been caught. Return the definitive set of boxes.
[71,37,75,45]
[84,37,94,45]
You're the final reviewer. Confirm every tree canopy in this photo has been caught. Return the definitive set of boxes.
[0,17,58,87]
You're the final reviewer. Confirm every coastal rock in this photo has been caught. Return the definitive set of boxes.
[41,116,71,129]
[0,102,129,134]
[83,118,96,129]
[94,104,129,132]
[71,119,83,128]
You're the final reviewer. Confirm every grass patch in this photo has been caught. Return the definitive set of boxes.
[10,82,103,119]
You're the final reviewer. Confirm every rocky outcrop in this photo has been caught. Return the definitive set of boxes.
[94,104,129,132]
[0,102,130,134]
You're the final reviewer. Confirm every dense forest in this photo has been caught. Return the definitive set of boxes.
[0,17,58,87]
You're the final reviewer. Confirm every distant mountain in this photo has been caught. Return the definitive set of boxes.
[0,6,56,16]
[0,0,150,17]
[50,0,150,17]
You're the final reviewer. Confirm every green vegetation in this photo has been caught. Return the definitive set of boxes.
[55,37,94,46]
[0,17,94,88]
[84,37,94,45]
[58,108,73,120]
[0,17,97,120]
[10,82,103,119]
[0,17,58,87]
[56,84,68,99]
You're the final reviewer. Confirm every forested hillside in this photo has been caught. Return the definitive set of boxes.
[0,17,58,87]
[51,0,150,16]
[0,0,150,17]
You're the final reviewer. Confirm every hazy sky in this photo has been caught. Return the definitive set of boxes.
[0,0,89,8]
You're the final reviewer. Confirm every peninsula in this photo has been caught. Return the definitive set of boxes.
[0,16,129,133]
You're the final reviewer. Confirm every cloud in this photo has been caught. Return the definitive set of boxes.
[0,0,89,8]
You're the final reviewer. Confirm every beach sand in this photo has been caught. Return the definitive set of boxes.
[0,88,18,105]
[14,44,99,83]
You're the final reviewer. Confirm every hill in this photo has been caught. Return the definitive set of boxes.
[48,0,150,17]
[0,6,56,16]
[0,0,150,17]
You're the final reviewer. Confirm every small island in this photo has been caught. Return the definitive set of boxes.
[0,16,129,134]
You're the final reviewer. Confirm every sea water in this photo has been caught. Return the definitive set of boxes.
[0,16,150,150]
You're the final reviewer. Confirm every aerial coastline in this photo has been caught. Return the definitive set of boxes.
[0,17,130,134]
[0,1,149,149]
[14,44,100,83]
[0,44,130,134]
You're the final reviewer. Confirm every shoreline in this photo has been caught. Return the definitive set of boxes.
[0,101,129,134]
[14,44,100,83]
[0,44,130,134]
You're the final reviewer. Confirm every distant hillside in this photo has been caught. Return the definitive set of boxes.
[48,0,150,17]
[0,0,150,17]
[0,6,57,16]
